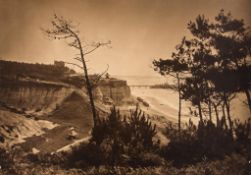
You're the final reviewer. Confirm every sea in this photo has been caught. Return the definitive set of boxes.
[115,75,250,124]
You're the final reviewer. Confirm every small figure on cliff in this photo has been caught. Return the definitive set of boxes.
[105,73,110,79]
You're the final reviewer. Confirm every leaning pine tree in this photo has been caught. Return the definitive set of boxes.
[43,14,110,126]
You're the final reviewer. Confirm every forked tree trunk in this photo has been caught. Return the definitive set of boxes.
[195,83,203,122]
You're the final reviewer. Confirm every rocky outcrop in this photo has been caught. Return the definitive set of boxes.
[97,78,135,105]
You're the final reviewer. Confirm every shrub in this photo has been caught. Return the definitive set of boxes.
[27,152,67,166]
[66,142,105,168]
[162,119,235,166]
[233,118,251,164]
[67,107,160,168]
[0,148,18,175]
[127,152,165,167]
[234,118,251,145]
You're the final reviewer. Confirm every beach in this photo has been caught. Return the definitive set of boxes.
[117,75,250,124]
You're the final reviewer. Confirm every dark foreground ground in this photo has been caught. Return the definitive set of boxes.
[0,153,250,175]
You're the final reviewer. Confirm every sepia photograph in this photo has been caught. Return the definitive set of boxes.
[0,0,251,174]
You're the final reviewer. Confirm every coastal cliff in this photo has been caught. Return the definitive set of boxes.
[0,79,74,115]
[0,60,134,112]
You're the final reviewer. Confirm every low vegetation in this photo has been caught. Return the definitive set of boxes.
[0,108,251,175]
[6,108,246,175]
[66,107,161,168]
[162,119,250,167]
[1,112,250,174]
[0,148,18,175]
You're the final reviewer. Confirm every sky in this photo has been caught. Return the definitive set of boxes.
[0,0,250,76]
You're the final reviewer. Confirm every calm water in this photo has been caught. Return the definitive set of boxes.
[116,75,249,123]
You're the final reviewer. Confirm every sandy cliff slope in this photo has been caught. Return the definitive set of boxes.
[0,109,57,148]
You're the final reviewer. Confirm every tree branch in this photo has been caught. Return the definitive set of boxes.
[63,61,84,70]
[73,57,82,62]
[90,64,110,89]
[84,41,111,56]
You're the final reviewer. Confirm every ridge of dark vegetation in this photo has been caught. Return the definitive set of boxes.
[0,60,75,82]
[150,83,177,90]
[0,60,103,88]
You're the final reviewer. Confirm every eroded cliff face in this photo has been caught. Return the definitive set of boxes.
[0,77,134,117]
[0,81,94,150]
[0,80,74,115]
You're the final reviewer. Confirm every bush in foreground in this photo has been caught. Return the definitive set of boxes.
[16,153,251,175]
[0,148,18,175]
[25,109,250,173]
[161,118,251,167]
[67,107,162,168]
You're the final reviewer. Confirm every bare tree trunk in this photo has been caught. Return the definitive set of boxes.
[223,92,233,132]
[177,73,182,134]
[198,101,203,122]
[225,100,233,132]
[244,89,251,114]
[77,37,97,126]
[213,103,219,127]
[208,100,212,121]
[221,104,228,129]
